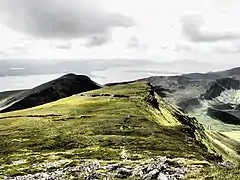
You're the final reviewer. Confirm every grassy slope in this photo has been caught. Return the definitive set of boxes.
[222,131,240,142]
[186,165,240,180]
[205,131,240,163]
[0,82,239,178]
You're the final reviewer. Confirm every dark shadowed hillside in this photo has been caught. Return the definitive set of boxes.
[0,74,101,113]
[0,90,27,102]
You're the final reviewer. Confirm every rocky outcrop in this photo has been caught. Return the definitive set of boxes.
[152,85,173,98]
[202,78,240,100]
[144,84,160,110]
[4,157,187,180]
[177,98,201,112]
[0,74,101,113]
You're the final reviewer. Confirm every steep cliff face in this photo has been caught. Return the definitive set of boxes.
[202,78,240,100]
[0,74,101,113]
[141,72,240,130]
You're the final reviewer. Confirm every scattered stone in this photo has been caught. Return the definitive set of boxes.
[85,172,101,180]
[4,157,188,180]
[115,168,132,179]
[158,173,168,180]
[106,164,122,171]
[143,169,159,180]
[219,161,237,168]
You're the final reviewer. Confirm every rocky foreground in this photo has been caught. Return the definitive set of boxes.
[3,156,236,180]
[2,157,191,180]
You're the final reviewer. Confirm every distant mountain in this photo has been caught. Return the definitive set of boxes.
[0,74,101,113]
[153,59,233,74]
[140,66,240,131]
[182,66,240,80]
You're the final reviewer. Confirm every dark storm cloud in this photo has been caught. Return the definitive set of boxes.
[0,0,135,45]
[181,15,240,42]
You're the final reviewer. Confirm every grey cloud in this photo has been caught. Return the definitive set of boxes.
[11,45,26,51]
[161,45,168,50]
[127,37,140,48]
[56,42,72,50]
[214,45,240,54]
[181,15,240,42]
[0,0,135,45]
[174,44,196,53]
[86,33,110,47]
[126,37,148,50]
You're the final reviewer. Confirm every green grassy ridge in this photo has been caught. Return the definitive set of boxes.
[0,82,207,157]
[0,82,239,177]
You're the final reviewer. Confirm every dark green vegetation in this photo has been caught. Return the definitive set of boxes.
[186,165,240,180]
[0,74,101,113]
[0,81,239,179]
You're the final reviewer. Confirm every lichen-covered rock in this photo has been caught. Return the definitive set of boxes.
[142,169,159,180]
[157,173,168,180]
[3,157,188,180]
[115,168,132,179]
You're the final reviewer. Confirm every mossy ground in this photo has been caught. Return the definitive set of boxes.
[0,82,239,178]
[203,131,240,164]
[186,164,240,180]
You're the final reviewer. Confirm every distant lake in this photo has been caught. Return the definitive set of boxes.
[0,70,179,92]
[0,74,64,92]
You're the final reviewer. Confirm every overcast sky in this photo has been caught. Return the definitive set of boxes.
[0,0,240,66]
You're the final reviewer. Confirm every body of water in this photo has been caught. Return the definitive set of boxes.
[0,74,65,92]
[0,70,179,92]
